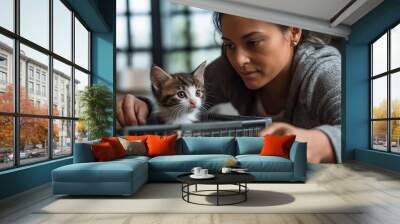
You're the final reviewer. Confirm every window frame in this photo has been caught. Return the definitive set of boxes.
[370,20,400,154]
[0,0,92,171]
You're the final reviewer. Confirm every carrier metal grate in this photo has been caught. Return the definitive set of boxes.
[120,113,272,137]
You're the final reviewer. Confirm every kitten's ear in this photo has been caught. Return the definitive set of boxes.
[150,65,172,90]
[193,61,206,84]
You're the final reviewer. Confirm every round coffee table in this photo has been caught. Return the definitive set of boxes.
[177,173,255,206]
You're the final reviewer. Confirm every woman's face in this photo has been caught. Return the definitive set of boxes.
[221,15,294,90]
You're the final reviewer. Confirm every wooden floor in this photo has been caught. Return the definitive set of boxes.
[1,162,400,224]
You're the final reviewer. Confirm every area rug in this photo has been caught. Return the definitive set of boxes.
[37,183,362,214]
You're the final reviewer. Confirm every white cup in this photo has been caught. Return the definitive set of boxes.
[200,169,208,176]
[221,167,232,174]
[191,167,202,176]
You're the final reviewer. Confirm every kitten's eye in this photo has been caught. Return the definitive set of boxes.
[195,90,201,97]
[177,91,186,98]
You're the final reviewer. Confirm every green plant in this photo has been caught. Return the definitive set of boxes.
[79,84,113,140]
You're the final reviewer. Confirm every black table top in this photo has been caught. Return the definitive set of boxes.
[177,172,255,185]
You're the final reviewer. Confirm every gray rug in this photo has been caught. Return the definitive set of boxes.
[37,183,362,214]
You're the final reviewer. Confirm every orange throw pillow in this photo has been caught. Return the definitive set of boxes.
[101,137,126,158]
[260,135,296,159]
[91,142,118,161]
[146,135,177,157]
[124,135,148,141]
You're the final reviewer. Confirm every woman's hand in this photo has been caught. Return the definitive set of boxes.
[259,122,336,163]
[116,94,149,128]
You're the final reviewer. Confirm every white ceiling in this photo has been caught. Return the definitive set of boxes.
[170,0,384,38]
[226,0,352,22]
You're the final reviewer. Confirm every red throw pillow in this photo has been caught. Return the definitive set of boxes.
[101,137,126,158]
[259,135,296,159]
[146,135,177,157]
[91,142,118,161]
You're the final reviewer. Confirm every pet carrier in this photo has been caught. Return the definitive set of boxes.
[120,113,272,137]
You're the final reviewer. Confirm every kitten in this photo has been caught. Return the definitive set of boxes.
[150,61,206,124]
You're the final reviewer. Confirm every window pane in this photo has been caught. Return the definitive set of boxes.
[116,0,127,14]
[161,1,187,13]
[391,120,400,153]
[162,15,187,49]
[372,33,387,76]
[53,119,72,158]
[53,0,72,60]
[130,52,151,69]
[190,49,221,71]
[20,44,49,115]
[391,24,400,70]
[75,120,88,143]
[75,18,89,70]
[116,16,128,49]
[372,76,387,119]
[164,52,189,73]
[0,116,13,170]
[190,13,219,47]
[391,72,400,118]
[116,52,127,75]
[0,35,14,113]
[130,16,152,48]
[20,117,49,165]
[372,121,388,151]
[53,59,72,117]
[129,0,150,14]
[0,0,14,31]
[74,69,89,118]
[20,0,49,49]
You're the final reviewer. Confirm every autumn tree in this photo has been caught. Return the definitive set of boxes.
[372,99,400,143]
[0,84,60,151]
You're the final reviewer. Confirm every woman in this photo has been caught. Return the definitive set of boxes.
[117,13,341,163]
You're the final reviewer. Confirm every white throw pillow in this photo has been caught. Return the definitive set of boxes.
[118,137,147,156]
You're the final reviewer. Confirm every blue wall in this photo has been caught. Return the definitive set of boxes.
[345,0,400,171]
[0,0,115,200]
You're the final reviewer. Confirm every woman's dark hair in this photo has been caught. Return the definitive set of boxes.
[212,12,329,45]
[213,12,289,34]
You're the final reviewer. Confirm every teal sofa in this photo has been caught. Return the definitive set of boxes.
[52,137,307,196]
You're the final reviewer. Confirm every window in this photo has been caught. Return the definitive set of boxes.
[0,0,91,170]
[28,67,34,80]
[0,55,7,67]
[371,23,400,154]
[0,71,6,84]
[28,81,34,94]
[116,0,221,93]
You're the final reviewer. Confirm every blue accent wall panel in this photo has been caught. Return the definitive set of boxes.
[0,158,72,199]
[345,0,400,171]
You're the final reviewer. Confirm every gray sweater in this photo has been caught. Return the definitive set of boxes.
[204,37,342,162]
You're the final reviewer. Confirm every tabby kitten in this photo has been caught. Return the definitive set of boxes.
[150,61,206,124]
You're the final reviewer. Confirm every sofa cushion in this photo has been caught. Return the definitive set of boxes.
[148,154,235,172]
[236,155,293,172]
[52,158,147,183]
[180,137,235,155]
[73,140,100,163]
[236,137,263,155]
